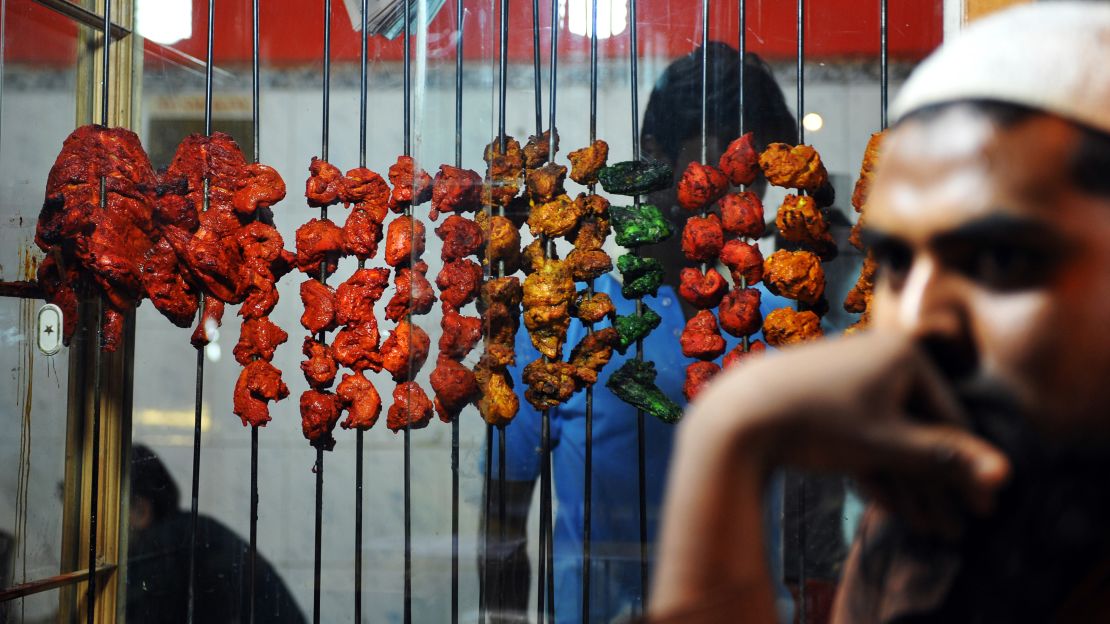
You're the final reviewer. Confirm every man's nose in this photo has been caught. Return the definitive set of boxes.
[896,256,978,379]
[897,256,967,340]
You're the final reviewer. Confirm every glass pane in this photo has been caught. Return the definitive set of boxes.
[0,0,82,604]
[120,1,945,622]
[0,296,71,587]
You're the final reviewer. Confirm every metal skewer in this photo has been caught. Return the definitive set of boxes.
[451,2,465,622]
[353,0,369,621]
[186,1,215,622]
[85,4,110,613]
[880,0,888,131]
[544,3,559,619]
[794,2,806,621]
[402,2,415,622]
[625,0,650,611]
[582,0,600,617]
[248,1,262,620]
[311,2,334,622]
[738,0,750,352]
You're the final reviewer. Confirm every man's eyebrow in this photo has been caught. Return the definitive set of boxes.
[929,214,1055,247]
[858,227,908,250]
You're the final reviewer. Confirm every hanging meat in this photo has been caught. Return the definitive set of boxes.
[335,267,390,325]
[332,320,383,373]
[305,157,343,207]
[387,381,435,432]
[299,278,338,334]
[190,298,224,349]
[718,132,759,186]
[719,239,764,286]
[719,191,765,239]
[384,215,427,268]
[758,143,829,192]
[430,356,479,423]
[484,135,524,206]
[431,165,483,220]
[522,360,579,410]
[234,360,290,427]
[295,217,346,275]
[573,290,616,325]
[523,130,558,170]
[776,194,834,253]
[439,311,483,359]
[475,211,522,274]
[681,214,725,263]
[567,139,609,185]
[718,288,763,338]
[435,258,483,313]
[337,370,383,431]
[385,261,436,321]
[339,166,391,208]
[380,319,431,382]
[677,161,729,212]
[683,361,721,402]
[474,355,520,428]
[763,308,824,347]
[678,267,729,309]
[300,389,341,451]
[525,163,568,203]
[522,258,575,360]
[234,316,289,365]
[763,249,825,305]
[527,193,584,239]
[301,336,338,389]
[436,214,484,262]
[680,310,727,360]
[37,125,158,350]
[387,155,433,212]
[478,277,522,368]
[566,327,619,388]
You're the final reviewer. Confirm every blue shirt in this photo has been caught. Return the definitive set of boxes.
[492,273,791,622]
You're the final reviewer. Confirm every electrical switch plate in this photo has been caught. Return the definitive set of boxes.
[37,303,63,355]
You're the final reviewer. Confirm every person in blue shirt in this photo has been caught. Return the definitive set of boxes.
[480,43,798,623]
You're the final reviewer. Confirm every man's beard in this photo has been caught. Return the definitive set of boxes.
[868,374,1110,622]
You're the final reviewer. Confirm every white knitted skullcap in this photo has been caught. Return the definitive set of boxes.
[892,2,1110,134]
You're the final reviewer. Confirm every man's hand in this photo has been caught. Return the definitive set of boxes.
[650,331,1011,622]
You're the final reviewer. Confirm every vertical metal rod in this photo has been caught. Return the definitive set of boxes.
[404,427,412,624]
[248,2,261,622]
[352,0,368,620]
[700,0,709,165]
[531,0,543,137]
[249,426,258,624]
[400,4,416,623]
[497,428,507,622]
[880,0,888,130]
[582,1,599,619]
[498,0,508,150]
[479,425,492,623]
[312,3,333,623]
[738,0,745,137]
[354,431,364,622]
[795,2,807,621]
[451,2,465,623]
[313,449,324,623]
[84,22,110,623]
[187,2,215,621]
[537,408,549,624]
[252,0,260,163]
[627,0,649,611]
[403,0,412,156]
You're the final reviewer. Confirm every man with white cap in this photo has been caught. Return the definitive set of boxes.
[648,3,1110,622]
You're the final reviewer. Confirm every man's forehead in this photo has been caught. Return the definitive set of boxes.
[867,107,1080,237]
